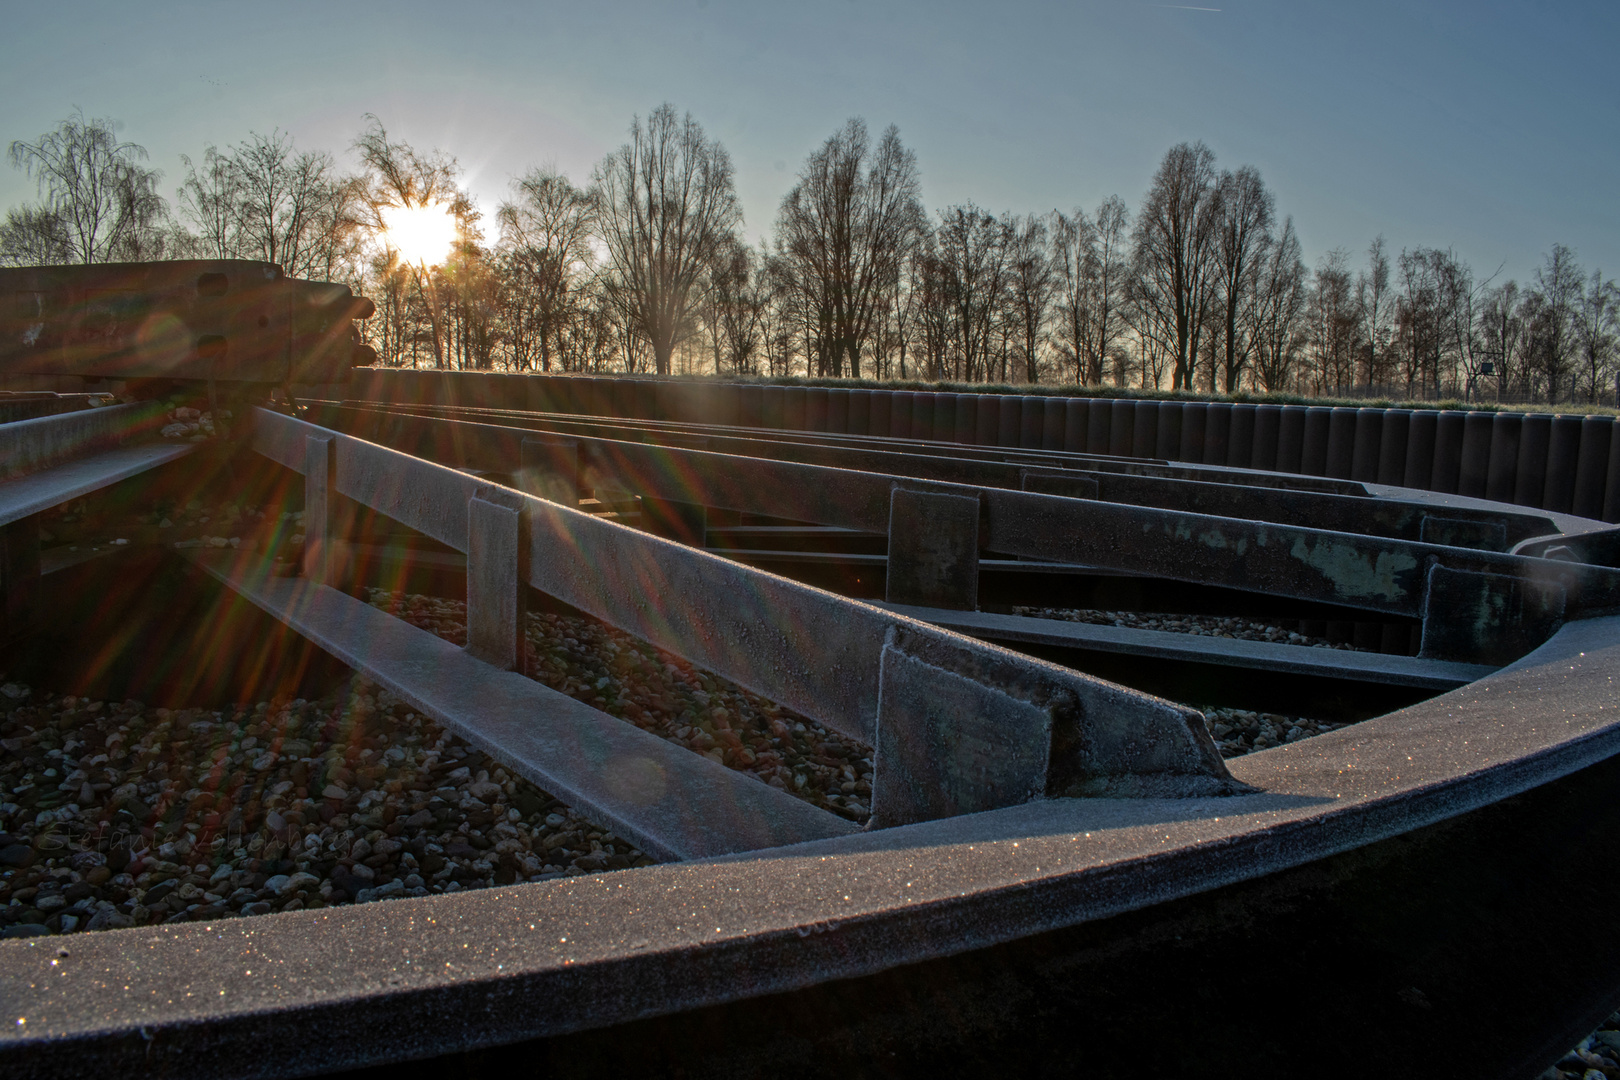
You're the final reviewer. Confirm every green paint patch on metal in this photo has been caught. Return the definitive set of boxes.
[1289,535,1419,602]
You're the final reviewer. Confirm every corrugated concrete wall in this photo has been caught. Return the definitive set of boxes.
[345,370,1620,524]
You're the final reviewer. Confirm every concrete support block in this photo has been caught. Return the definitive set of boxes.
[1514,413,1552,507]
[302,435,337,586]
[1418,563,1565,666]
[1019,396,1044,448]
[953,394,977,445]
[848,389,871,436]
[1300,407,1331,475]
[762,385,786,430]
[1275,406,1305,473]
[1180,403,1208,464]
[1204,404,1232,466]
[1544,415,1582,513]
[1377,409,1411,485]
[885,486,980,611]
[1252,404,1282,471]
[868,390,891,436]
[827,388,850,433]
[868,645,1051,828]
[1324,407,1357,479]
[1605,422,1620,524]
[1087,399,1112,455]
[1485,412,1522,503]
[1350,408,1384,482]
[1,515,40,640]
[739,385,764,428]
[1064,398,1089,453]
[1228,404,1256,468]
[1430,410,1466,494]
[1132,400,1158,458]
[1153,402,1182,460]
[996,395,1020,447]
[465,491,529,672]
[974,394,998,446]
[1109,399,1135,457]
[1457,412,1493,498]
[805,388,829,432]
[1573,416,1613,520]
[909,392,935,442]
[784,387,808,431]
[933,393,957,443]
[633,380,659,421]
[889,391,913,439]
[518,436,579,505]
[1404,411,1438,491]
[1041,396,1066,451]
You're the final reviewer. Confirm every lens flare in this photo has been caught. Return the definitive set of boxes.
[380,202,458,268]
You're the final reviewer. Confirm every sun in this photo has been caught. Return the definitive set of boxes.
[381,201,458,267]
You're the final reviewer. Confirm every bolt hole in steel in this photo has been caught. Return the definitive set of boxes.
[3,270,1620,1077]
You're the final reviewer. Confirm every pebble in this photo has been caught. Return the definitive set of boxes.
[0,675,652,938]
[1545,1009,1620,1078]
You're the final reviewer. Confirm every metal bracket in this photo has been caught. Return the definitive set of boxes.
[466,488,529,671]
[885,486,980,610]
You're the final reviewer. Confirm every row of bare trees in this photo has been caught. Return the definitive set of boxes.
[5,108,1617,402]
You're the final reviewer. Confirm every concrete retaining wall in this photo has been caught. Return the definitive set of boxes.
[345,370,1620,524]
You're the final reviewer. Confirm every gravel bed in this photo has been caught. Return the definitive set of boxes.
[1199,706,1349,758]
[0,677,650,940]
[1545,1009,1620,1078]
[1010,605,1370,652]
[363,590,876,823]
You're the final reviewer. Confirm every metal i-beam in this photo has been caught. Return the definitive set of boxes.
[249,407,1238,822]
[187,550,853,859]
[306,406,1617,625]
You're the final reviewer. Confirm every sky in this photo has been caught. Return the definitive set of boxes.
[2,0,1616,287]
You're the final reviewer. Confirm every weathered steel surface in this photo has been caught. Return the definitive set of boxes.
[872,601,1496,690]
[0,400,165,480]
[251,408,1238,813]
[0,443,192,528]
[466,489,528,671]
[885,486,980,610]
[188,550,856,859]
[313,406,1617,624]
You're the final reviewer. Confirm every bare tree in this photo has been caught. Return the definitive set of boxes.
[773,119,923,378]
[0,206,71,266]
[353,116,469,367]
[7,110,166,264]
[1209,166,1273,392]
[1247,217,1308,392]
[1308,250,1359,393]
[1356,236,1392,388]
[1573,269,1619,403]
[1003,213,1055,382]
[1132,142,1219,389]
[1479,280,1526,397]
[177,130,360,279]
[1052,196,1131,385]
[1525,244,1581,401]
[593,104,741,375]
[933,203,1008,383]
[497,168,596,371]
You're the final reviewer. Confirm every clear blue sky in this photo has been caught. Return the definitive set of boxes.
[4,0,1616,286]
